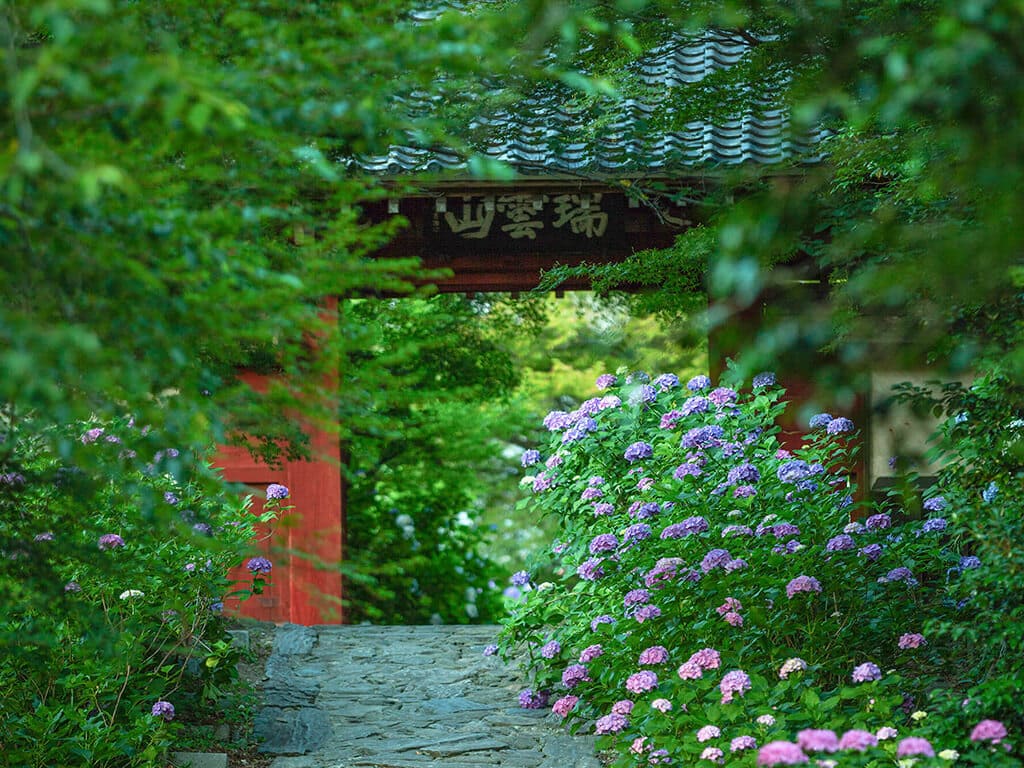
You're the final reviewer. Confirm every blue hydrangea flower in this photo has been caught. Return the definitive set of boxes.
[922,518,947,533]
[595,374,618,390]
[959,555,981,570]
[628,385,658,406]
[752,371,776,388]
[808,413,833,429]
[624,524,653,542]
[777,460,812,484]
[653,373,680,391]
[510,570,530,587]
[266,483,290,500]
[982,482,999,503]
[521,449,541,467]
[923,495,946,511]
[687,375,711,391]
[246,556,273,574]
[727,463,760,485]
[681,425,725,449]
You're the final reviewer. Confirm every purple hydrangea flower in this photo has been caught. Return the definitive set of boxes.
[577,558,605,581]
[624,523,652,542]
[518,689,548,709]
[64,581,81,593]
[752,371,776,388]
[838,730,878,751]
[922,518,947,533]
[851,662,882,683]
[681,425,725,449]
[970,719,1008,743]
[653,373,679,391]
[624,588,651,607]
[580,644,603,662]
[660,410,684,429]
[511,570,530,587]
[720,669,752,703]
[590,614,616,631]
[599,395,621,410]
[638,646,669,665]
[151,701,175,721]
[624,441,653,462]
[825,534,855,552]
[701,548,732,572]
[689,648,721,669]
[246,556,273,574]
[771,522,801,539]
[786,575,822,598]
[594,712,628,734]
[677,661,703,679]
[98,533,125,550]
[81,427,105,444]
[562,418,597,443]
[561,664,589,688]
[865,513,891,530]
[731,735,758,752]
[34,532,55,542]
[923,495,946,511]
[483,644,498,657]
[632,502,661,519]
[859,543,883,560]
[540,640,561,658]
[543,411,572,430]
[521,449,541,467]
[589,533,619,554]
[722,524,754,537]
[878,567,918,586]
[593,502,614,516]
[826,417,854,435]
[673,462,703,479]
[581,486,603,500]
[709,387,738,406]
[778,658,807,679]
[733,484,756,498]
[796,729,839,753]
[626,670,659,693]
[0,472,26,486]
[633,604,662,622]
[959,555,981,570]
[727,463,761,485]
[680,395,711,416]
[164,491,179,505]
[808,413,833,429]
[697,725,721,742]
[266,483,290,500]
[724,558,749,572]
[595,373,618,390]
[546,454,563,468]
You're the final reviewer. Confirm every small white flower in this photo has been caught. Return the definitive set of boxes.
[911,710,928,722]
[119,589,145,600]
[520,475,536,485]
[537,582,554,591]
[938,749,959,761]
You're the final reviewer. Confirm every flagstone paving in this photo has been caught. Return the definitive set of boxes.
[256,624,601,768]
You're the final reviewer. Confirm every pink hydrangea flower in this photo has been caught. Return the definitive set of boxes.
[697,725,721,742]
[896,737,935,757]
[970,719,1008,743]
[651,698,672,713]
[732,735,758,752]
[716,597,743,615]
[838,730,878,751]
[876,727,899,740]
[724,611,744,627]
[786,575,822,599]
[756,740,809,765]
[796,729,838,752]
[551,695,579,717]
[701,746,724,762]
[757,714,776,727]
[778,658,807,679]
[688,648,721,669]
[625,671,658,694]
[898,632,926,649]
[595,713,628,734]
[612,699,634,715]
[580,644,604,663]
[98,533,125,550]
[639,646,669,665]
[677,661,703,680]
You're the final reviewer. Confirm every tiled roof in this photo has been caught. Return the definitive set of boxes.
[358,35,826,177]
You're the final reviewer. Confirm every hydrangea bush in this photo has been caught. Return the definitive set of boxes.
[496,371,1018,767]
[0,418,281,766]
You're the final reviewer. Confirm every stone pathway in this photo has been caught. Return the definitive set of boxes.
[255,624,601,768]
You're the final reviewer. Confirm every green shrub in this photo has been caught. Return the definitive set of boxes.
[0,417,278,767]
